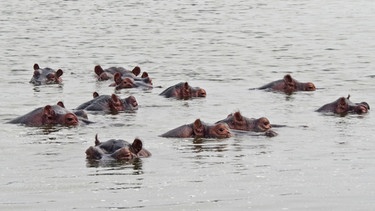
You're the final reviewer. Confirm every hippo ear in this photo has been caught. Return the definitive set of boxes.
[283,74,293,83]
[111,94,120,102]
[33,70,41,78]
[338,97,347,106]
[131,138,143,154]
[183,82,190,90]
[132,66,141,76]
[233,111,243,121]
[43,105,55,118]
[95,134,101,146]
[33,63,40,70]
[141,72,149,78]
[335,97,348,114]
[56,69,63,77]
[93,92,99,98]
[57,101,65,108]
[193,119,205,136]
[94,65,104,76]
[114,72,122,85]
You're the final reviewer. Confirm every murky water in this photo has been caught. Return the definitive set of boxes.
[1,0,375,210]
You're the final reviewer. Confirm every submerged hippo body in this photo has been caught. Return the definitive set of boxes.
[7,102,89,127]
[160,119,232,139]
[76,92,138,113]
[160,82,206,100]
[94,65,141,81]
[85,134,151,161]
[316,95,370,116]
[30,63,63,85]
[257,74,316,94]
[216,111,277,137]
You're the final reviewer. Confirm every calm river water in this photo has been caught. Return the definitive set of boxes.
[1,0,375,210]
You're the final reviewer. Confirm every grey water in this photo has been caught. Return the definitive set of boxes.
[1,0,375,210]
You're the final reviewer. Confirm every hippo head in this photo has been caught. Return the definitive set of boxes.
[85,146,104,160]
[222,112,271,132]
[300,82,316,91]
[207,122,232,139]
[114,73,135,89]
[282,74,315,93]
[338,95,370,115]
[95,65,111,81]
[111,138,143,160]
[350,98,370,114]
[192,87,207,98]
[253,117,272,132]
[123,95,138,110]
[194,118,231,139]
[108,94,126,113]
[32,63,63,84]
[41,105,79,126]
[46,69,63,84]
[320,95,370,116]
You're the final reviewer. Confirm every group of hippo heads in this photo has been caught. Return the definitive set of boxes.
[160,111,279,139]
[95,65,153,90]
[7,64,371,162]
[254,74,370,116]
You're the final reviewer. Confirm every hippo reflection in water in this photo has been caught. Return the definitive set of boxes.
[255,74,316,94]
[316,95,370,116]
[30,63,63,85]
[85,134,151,161]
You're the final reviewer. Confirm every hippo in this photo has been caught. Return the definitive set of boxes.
[76,92,138,113]
[94,65,141,81]
[85,134,151,161]
[316,95,370,116]
[160,119,232,139]
[110,72,153,90]
[255,74,316,94]
[160,82,207,100]
[216,111,278,137]
[8,102,90,127]
[30,63,63,85]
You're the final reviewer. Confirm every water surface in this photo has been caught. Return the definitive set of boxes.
[1,0,375,210]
